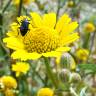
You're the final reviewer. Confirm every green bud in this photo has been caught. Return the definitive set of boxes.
[69,72,81,83]
[59,69,71,82]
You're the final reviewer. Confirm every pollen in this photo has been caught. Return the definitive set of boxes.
[23,27,60,53]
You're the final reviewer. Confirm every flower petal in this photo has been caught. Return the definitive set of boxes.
[60,33,79,46]
[56,47,71,52]
[43,13,56,28]
[11,50,42,60]
[42,51,61,57]
[61,21,78,36]
[3,37,24,50]
[30,12,43,27]
[56,14,71,33]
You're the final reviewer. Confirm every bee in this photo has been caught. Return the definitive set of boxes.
[19,19,30,36]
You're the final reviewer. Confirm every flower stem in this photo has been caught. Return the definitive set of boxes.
[44,57,58,88]
[18,0,23,17]
[2,0,12,13]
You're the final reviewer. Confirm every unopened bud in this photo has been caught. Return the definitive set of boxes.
[67,1,74,8]
[69,72,81,83]
[59,69,70,82]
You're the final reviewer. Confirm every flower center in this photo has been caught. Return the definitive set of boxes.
[23,27,59,53]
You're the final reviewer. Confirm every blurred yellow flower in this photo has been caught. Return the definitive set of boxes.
[0,76,17,89]
[84,22,95,32]
[4,89,15,96]
[3,12,79,60]
[37,88,54,96]
[12,62,30,77]
[13,0,34,5]
[76,49,89,61]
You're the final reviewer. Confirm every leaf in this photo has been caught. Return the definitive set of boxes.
[78,64,96,73]
[79,87,87,96]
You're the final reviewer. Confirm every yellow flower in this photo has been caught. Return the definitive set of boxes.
[84,22,95,32]
[13,0,33,5]
[12,62,30,77]
[37,88,54,96]
[4,89,15,96]
[1,76,17,89]
[3,12,79,61]
[76,49,89,61]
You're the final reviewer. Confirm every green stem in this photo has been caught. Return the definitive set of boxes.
[18,0,23,17]
[18,76,29,96]
[44,57,58,88]
[2,0,12,13]
[44,58,64,96]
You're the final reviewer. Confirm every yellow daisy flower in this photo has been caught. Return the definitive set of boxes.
[12,62,30,77]
[76,49,89,61]
[3,12,79,61]
[0,76,17,89]
[37,88,54,96]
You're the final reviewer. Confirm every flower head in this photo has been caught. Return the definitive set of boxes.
[12,62,30,77]
[0,76,17,89]
[84,22,95,32]
[76,49,89,61]
[12,0,32,5]
[37,88,54,96]
[4,89,15,96]
[3,12,79,61]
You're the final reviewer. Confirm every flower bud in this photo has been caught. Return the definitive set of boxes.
[59,69,71,82]
[69,72,81,83]
[67,1,74,8]
[84,22,95,32]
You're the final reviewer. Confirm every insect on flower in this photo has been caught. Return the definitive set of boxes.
[17,19,30,36]
[19,19,30,36]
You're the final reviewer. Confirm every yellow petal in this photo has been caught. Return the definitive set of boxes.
[56,14,71,33]
[60,33,79,46]
[61,21,78,36]
[42,51,61,57]
[30,12,43,27]
[27,52,42,60]
[43,13,56,28]
[56,47,71,52]
[70,57,76,70]
[3,37,24,50]
[11,50,42,60]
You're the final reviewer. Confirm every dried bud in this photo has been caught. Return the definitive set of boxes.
[59,69,71,82]
[69,72,81,83]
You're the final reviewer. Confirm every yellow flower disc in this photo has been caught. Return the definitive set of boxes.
[23,27,59,53]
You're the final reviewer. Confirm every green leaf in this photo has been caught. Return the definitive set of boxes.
[78,64,96,73]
